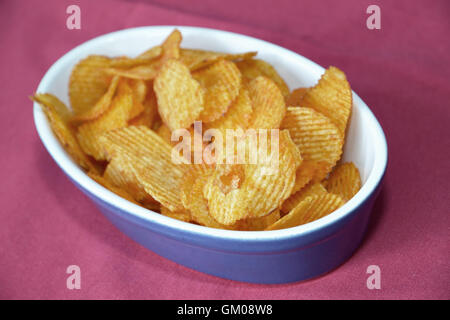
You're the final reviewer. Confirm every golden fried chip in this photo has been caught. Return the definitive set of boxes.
[281,182,327,213]
[159,29,182,62]
[69,55,113,115]
[156,123,173,145]
[100,126,186,211]
[323,162,361,201]
[137,45,162,60]
[88,172,139,204]
[248,76,286,129]
[193,59,241,122]
[182,173,230,229]
[31,94,97,172]
[180,49,257,71]
[236,59,290,97]
[235,209,281,231]
[281,107,343,181]
[71,76,121,123]
[104,154,156,203]
[129,86,158,128]
[291,160,316,193]
[286,87,308,106]
[77,86,134,160]
[154,59,204,130]
[203,130,301,225]
[160,205,192,222]
[302,66,352,136]
[104,64,159,81]
[266,193,344,230]
[204,87,252,135]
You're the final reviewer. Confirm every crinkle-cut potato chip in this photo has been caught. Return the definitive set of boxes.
[154,59,204,130]
[183,174,231,229]
[160,205,192,222]
[281,182,327,213]
[302,66,352,136]
[193,59,241,122]
[323,162,361,202]
[105,64,159,81]
[203,130,301,225]
[205,87,252,135]
[71,76,121,123]
[266,193,344,230]
[291,160,316,194]
[100,126,186,211]
[110,56,155,69]
[104,30,182,81]
[88,172,139,205]
[248,76,286,129]
[31,94,98,172]
[286,87,309,106]
[156,123,173,145]
[129,86,158,128]
[123,79,146,120]
[281,107,343,181]
[104,155,156,203]
[234,209,281,231]
[69,55,113,115]
[160,29,182,62]
[236,59,290,97]
[180,49,257,71]
[137,45,162,60]
[77,85,134,160]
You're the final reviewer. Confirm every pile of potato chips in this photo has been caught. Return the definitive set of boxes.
[32,29,361,231]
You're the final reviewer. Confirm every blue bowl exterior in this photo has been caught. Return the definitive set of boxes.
[71,175,384,284]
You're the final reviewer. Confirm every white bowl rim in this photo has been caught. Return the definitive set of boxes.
[33,25,388,242]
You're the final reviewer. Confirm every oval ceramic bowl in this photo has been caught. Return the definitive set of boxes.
[33,26,387,284]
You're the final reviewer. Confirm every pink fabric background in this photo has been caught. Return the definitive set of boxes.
[0,0,448,299]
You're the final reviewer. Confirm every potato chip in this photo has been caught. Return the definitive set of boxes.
[104,30,182,81]
[291,160,316,193]
[203,130,301,225]
[266,193,344,230]
[160,205,192,222]
[35,28,360,231]
[154,59,204,130]
[129,86,158,128]
[77,86,134,160]
[302,66,352,136]
[183,173,230,229]
[137,45,162,60]
[248,76,286,129]
[193,59,241,122]
[159,29,182,62]
[71,76,121,123]
[100,126,186,211]
[31,94,98,172]
[286,87,308,106]
[180,49,257,71]
[104,64,159,81]
[88,172,139,204]
[234,209,281,231]
[281,182,327,213]
[110,55,158,69]
[236,59,290,97]
[323,162,361,202]
[104,154,156,203]
[69,55,113,115]
[281,107,343,181]
[204,87,252,135]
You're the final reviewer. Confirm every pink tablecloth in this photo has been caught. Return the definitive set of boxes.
[0,0,448,299]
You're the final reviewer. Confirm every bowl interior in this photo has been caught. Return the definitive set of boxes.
[33,26,387,238]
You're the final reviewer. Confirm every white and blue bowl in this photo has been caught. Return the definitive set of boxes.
[33,26,388,284]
